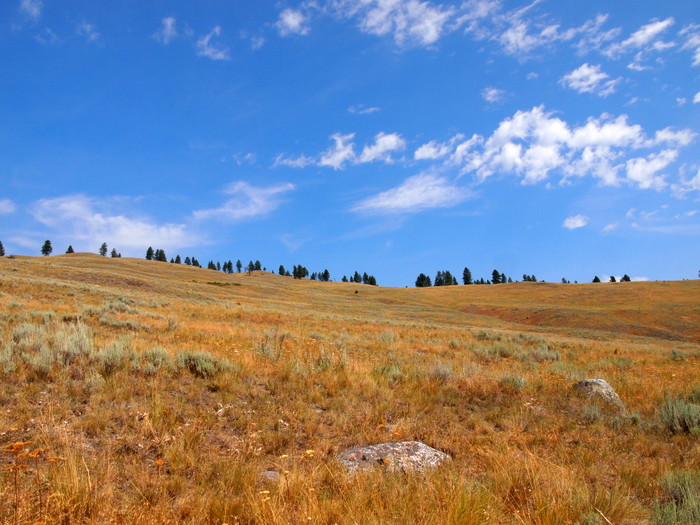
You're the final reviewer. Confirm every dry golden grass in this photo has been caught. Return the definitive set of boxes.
[0,253,698,524]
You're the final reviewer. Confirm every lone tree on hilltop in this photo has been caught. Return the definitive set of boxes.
[41,240,53,256]
[0,241,5,257]
[99,242,108,256]
[66,245,74,254]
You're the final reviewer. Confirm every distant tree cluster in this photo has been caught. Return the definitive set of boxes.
[593,274,631,283]
[416,267,528,287]
[522,274,537,282]
[340,271,377,286]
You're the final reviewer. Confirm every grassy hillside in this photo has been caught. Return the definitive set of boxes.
[1,254,698,524]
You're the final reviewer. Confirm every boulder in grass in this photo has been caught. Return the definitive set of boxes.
[338,441,450,474]
[572,379,625,409]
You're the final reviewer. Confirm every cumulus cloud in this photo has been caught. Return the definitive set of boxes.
[560,63,618,97]
[414,105,697,190]
[0,199,17,214]
[153,17,177,44]
[19,0,42,20]
[563,215,588,229]
[694,92,700,104]
[32,195,197,252]
[353,172,470,213]
[276,8,310,36]
[481,87,505,103]
[196,26,230,60]
[358,132,406,163]
[193,181,295,221]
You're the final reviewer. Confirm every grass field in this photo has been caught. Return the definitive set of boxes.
[0,253,698,524]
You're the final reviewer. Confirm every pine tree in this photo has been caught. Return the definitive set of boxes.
[462,267,472,285]
[146,247,154,260]
[279,265,286,276]
[0,240,4,257]
[110,248,118,258]
[66,245,74,254]
[342,276,348,282]
[310,272,317,280]
[415,273,432,287]
[207,261,216,270]
[321,269,331,282]
[254,260,262,271]
[247,261,255,274]
[353,271,361,284]
[492,269,501,284]
[216,261,221,271]
[368,275,377,286]
[41,240,53,256]
[621,274,631,282]
[184,256,191,265]
[99,242,108,256]
[236,260,242,273]
[610,276,617,283]
[175,255,182,264]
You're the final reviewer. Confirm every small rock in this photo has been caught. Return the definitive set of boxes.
[338,441,450,474]
[572,379,625,409]
[259,470,281,483]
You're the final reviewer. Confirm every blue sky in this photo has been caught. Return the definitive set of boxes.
[1,0,699,286]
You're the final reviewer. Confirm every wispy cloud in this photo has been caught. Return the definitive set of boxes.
[353,172,471,213]
[196,26,230,60]
[153,17,177,44]
[560,63,618,97]
[563,214,588,229]
[19,0,42,21]
[348,104,381,115]
[77,22,100,43]
[680,24,700,66]
[0,199,17,215]
[31,195,196,252]
[193,181,295,221]
[319,133,357,169]
[358,132,406,163]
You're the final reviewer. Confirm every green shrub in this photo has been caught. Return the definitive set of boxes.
[651,471,700,524]
[142,347,170,375]
[499,375,527,390]
[54,322,92,365]
[373,363,404,383]
[95,338,131,377]
[176,350,232,379]
[671,349,689,361]
[255,329,287,361]
[659,397,700,435]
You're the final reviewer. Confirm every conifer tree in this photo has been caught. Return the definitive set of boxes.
[0,240,4,257]
[321,269,331,282]
[279,265,286,276]
[236,260,242,273]
[99,242,108,256]
[175,255,182,264]
[254,260,262,271]
[463,267,472,285]
[415,273,432,287]
[492,269,501,284]
[146,247,154,260]
[184,256,191,265]
[110,248,118,258]
[66,245,74,254]
[41,240,53,256]
[610,275,617,283]
[342,276,348,282]
[621,274,631,282]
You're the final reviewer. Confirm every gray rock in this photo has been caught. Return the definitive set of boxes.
[338,441,450,474]
[572,379,625,409]
[259,470,281,483]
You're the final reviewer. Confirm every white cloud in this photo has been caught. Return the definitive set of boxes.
[694,92,700,104]
[0,199,16,214]
[625,150,677,190]
[19,0,42,20]
[348,104,381,114]
[414,135,464,160]
[605,17,675,67]
[560,63,618,97]
[418,105,696,190]
[77,22,100,42]
[276,8,310,37]
[481,87,505,103]
[196,26,230,60]
[358,132,406,164]
[319,133,356,169]
[32,195,196,252]
[153,17,177,44]
[563,215,588,230]
[193,181,295,221]
[334,0,456,47]
[353,172,470,213]
[680,24,700,66]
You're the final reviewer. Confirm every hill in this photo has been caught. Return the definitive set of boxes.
[0,254,698,524]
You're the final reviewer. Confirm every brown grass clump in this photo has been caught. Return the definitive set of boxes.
[0,253,698,523]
